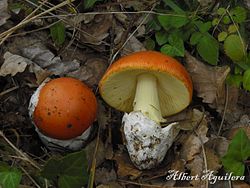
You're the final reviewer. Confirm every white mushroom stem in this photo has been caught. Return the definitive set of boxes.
[123,73,179,169]
[133,73,165,123]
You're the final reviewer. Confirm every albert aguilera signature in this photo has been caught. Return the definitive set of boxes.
[166,170,245,184]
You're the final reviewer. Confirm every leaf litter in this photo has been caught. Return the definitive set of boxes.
[0,1,250,188]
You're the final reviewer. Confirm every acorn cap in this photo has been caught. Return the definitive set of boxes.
[99,51,193,116]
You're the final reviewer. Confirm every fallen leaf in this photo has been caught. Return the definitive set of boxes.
[85,139,106,167]
[95,167,117,185]
[28,63,51,84]
[67,58,108,86]
[186,154,206,187]
[205,147,222,173]
[205,136,229,158]
[0,52,32,76]
[185,52,230,105]
[21,42,81,75]
[232,181,250,188]
[170,159,186,172]
[70,14,96,24]
[96,182,123,188]
[121,36,146,56]
[80,15,113,45]
[179,109,209,161]
[0,0,10,26]
[185,52,243,124]
[119,0,157,10]
[197,0,215,7]
[113,153,142,179]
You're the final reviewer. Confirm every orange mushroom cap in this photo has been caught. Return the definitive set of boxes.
[99,51,193,116]
[32,77,97,140]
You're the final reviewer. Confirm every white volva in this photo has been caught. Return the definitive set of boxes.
[123,73,179,169]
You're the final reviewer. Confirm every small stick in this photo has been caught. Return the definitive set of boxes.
[0,131,41,170]
[0,86,19,97]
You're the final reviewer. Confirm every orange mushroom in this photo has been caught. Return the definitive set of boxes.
[29,77,97,150]
[99,51,193,169]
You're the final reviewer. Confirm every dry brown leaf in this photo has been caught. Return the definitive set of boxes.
[80,15,113,45]
[227,127,250,140]
[21,41,81,76]
[67,58,108,86]
[232,181,250,188]
[95,167,117,185]
[0,0,10,26]
[186,154,206,187]
[0,52,32,76]
[70,14,96,24]
[118,0,157,10]
[113,153,142,179]
[85,139,106,167]
[28,63,51,84]
[185,52,243,124]
[205,147,222,173]
[96,182,123,188]
[185,52,230,105]
[170,159,186,172]
[121,36,146,55]
[206,136,229,158]
[179,109,209,161]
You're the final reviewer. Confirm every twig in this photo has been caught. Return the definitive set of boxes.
[217,84,229,136]
[0,131,41,170]
[0,86,19,97]
[109,5,156,65]
[212,5,230,35]
[19,166,41,188]
[0,0,76,44]
[226,9,247,55]
[118,179,170,188]
[36,11,188,19]
[194,130,208,188]
[87,123,101,188]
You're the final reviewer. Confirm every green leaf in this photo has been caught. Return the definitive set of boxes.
[146,19,161,31]
[218,31,228,42]
[212,18,219,26]
[157,13,189,29]
[145,38,155,50]
[50,21,65,45]
[196,33,219,65]
[195,21,212,33]
[217,7,226,15]
[243,69,250,91]
[190,32,202,45]
[221,129,250,176]
[0,162,22,188]
[160,33,184,57]
[59,175,87,188]
[9,3,23,14]
[41,158,62,179]
[155,31,168,45]
[84,0,101,9]
[230,6,247,23]
[41,150,89,188]
[162,0,185,14]
[226,74,242,87]
[224,34,245,62]
[228,24,238,34]
[223,16,231,24]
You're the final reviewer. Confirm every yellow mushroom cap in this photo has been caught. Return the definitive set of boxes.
[99,51,193,116]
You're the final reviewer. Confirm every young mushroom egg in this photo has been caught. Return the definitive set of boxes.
[29,77,97,151]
